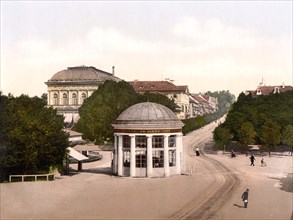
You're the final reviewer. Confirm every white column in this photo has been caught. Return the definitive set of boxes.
[130,135,136,177]
[48,91,51,105]
[164,135,170,177]
[113,134,118,175]
[176,134,183,174]
[118,135,123,176]
[146,135,153,177]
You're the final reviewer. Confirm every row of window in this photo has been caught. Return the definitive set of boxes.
[52,93,87,105]
[123,150,176,168]
[122,135,176,149]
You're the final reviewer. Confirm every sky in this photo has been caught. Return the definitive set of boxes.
[1,1,292,97]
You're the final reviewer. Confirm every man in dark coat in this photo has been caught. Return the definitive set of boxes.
[250,155,255,166]
[241,189,249,208]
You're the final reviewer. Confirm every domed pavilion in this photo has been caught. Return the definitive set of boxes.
[45,66,120,122]
[112,102,184,178]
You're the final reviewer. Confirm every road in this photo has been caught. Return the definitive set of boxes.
[2,117,291,220]
[170,118,241,219]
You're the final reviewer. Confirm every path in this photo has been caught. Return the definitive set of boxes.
[170,118,241,219]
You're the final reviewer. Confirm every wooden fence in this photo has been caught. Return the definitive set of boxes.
[9,173,55,182]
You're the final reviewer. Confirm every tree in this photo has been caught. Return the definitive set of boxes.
[238,122,256,156]
[213,126,232,154]
[0,94,69,181]
[138,92,177,112]
[224,112,246,141]
[219,90,293,144]
[74,81,179,144]
[259,120,281,156]
[282,125,293,156]
[74,80,139,143]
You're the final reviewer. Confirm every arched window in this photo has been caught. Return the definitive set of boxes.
[72,93,78,105]
[63,93,68,105]
[81,93,87,104]
[53,93,58,105]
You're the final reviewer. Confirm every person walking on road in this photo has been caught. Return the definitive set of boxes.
[250,154,255,166]
[261,154,267,166]
[231,149,236,158]
[241,189,249,208]
[195,147,200,156]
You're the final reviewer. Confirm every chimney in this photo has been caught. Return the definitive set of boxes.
[112,66,115,75]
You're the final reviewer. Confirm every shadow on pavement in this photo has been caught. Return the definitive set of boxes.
[82,167,112,175]
[233,203,243,208]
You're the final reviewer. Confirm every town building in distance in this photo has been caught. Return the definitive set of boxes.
[189,93,218,117]
[44,66,121,122]
[128,80,218,119]
[128,80,190,119]
[245,80,293,97]
[45,66,218,122]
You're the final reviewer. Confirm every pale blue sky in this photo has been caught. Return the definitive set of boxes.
[1,1,292,97]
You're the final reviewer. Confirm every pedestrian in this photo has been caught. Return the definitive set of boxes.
[250,154,255,166]
[241,189,249,208]
[195,147,200,156]
[261,155,267,167]
[231,149,236,158]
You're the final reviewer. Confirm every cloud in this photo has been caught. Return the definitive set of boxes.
[86,27,159,54]
[172,16,257,51]
[1,17,291,97]
[165,16,292,95]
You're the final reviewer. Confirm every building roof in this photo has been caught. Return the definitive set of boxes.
[63,129,83,137]
[73,145,102,152]
[67,147,88,161]
[190,94,208,103]
[248,85,293,96]
[46,66,121,84]
[128,80,188,93]
[112,102,184,131]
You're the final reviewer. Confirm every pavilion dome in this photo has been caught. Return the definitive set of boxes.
[113,102,184,131]
[48,66,120,82]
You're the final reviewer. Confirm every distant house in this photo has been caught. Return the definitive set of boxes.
[128,80,190,119]
[189,94,218,117]
[245,84,293,96]
[63,129,86,146]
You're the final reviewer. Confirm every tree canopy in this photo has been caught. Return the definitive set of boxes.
[216,90,293,152]
[74,81,177,144]
[259,120,281,155]
[0,93,68,181]
[282,125,293,155]
[213,126,232,152]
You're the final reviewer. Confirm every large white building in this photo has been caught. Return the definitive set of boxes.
[112,102,184,178]
[45,66,121,122]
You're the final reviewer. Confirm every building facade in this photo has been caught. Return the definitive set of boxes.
[45,66,121,122]
[128,80,190,119]
[245,84,293,96]
[189,94,218,117]
[112,102,184,178]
